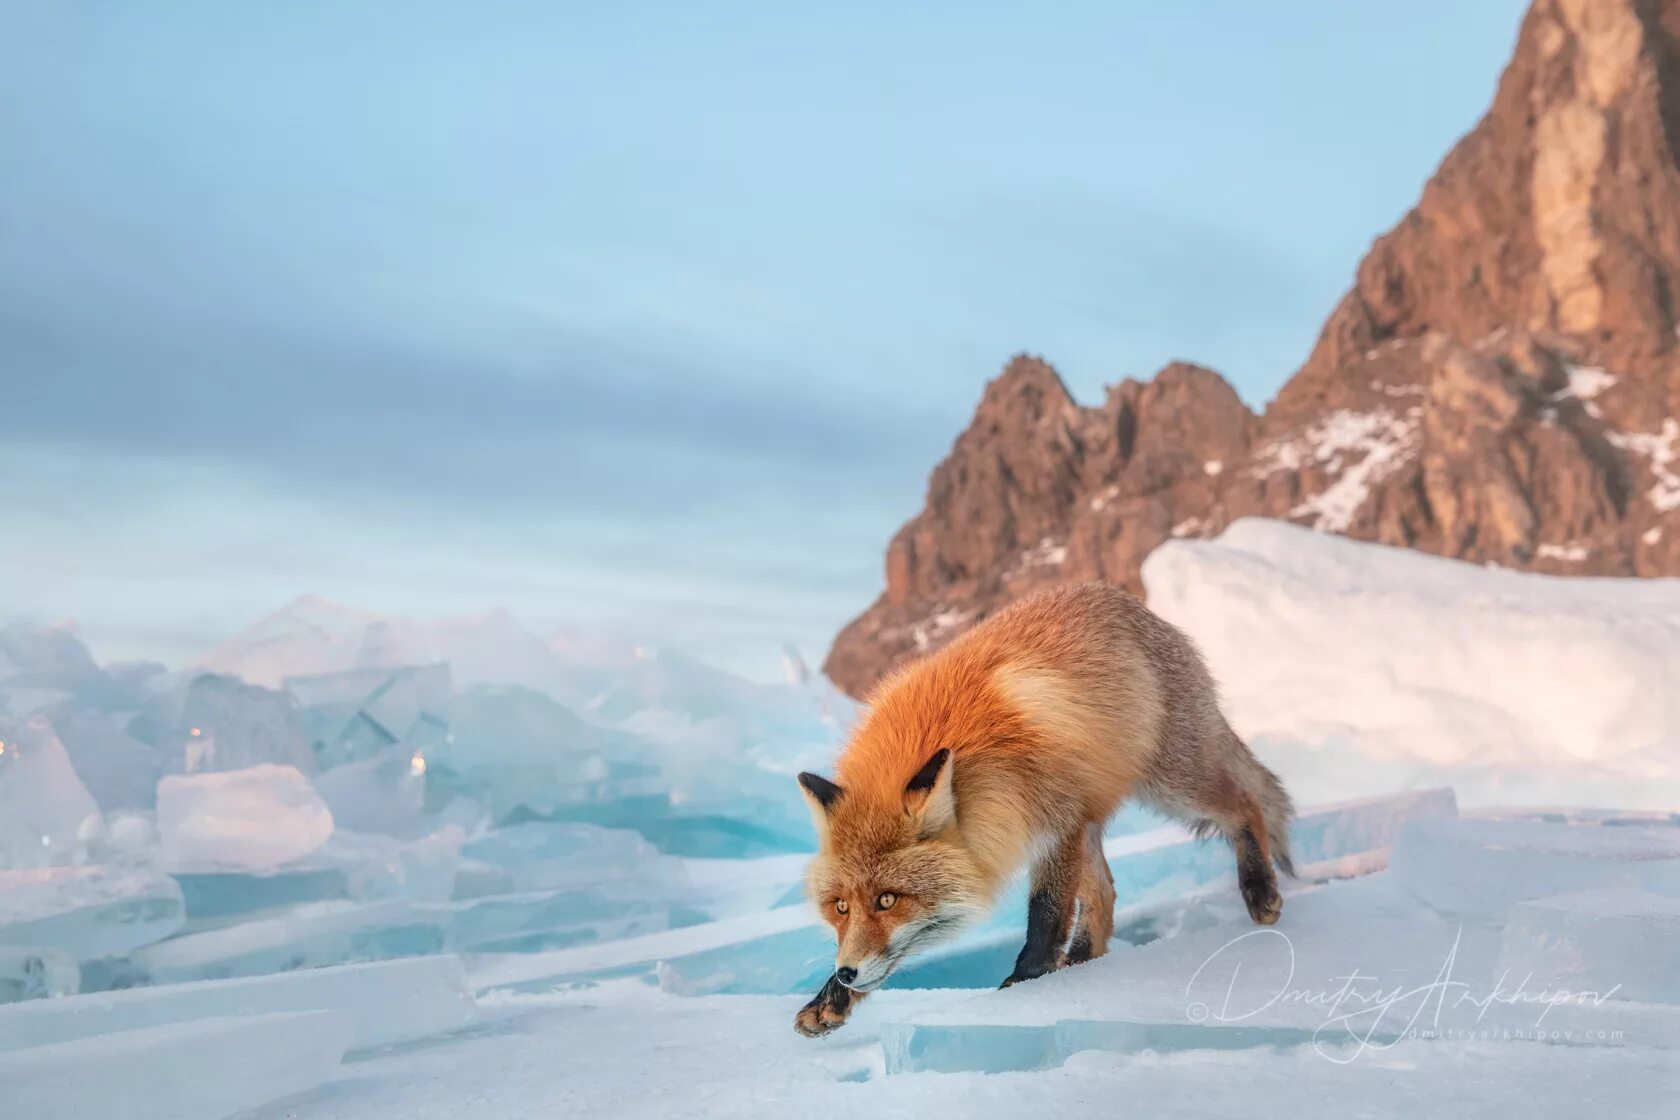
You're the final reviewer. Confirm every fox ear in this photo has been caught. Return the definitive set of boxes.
[904,748,955,837]
[798,772,843,840]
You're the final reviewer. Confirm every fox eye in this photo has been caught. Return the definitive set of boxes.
[834,899,848,915]
[876,892,897,911]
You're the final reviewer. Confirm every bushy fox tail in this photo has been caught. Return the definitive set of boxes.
[1239,745,1295,877]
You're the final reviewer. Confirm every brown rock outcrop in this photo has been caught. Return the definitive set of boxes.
[826,0,1680,697]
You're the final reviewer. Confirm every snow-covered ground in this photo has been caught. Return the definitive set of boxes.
[1143,519,1680,808]
[2,522,1677,1118]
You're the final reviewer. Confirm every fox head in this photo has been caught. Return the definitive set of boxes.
[797,748,987,991]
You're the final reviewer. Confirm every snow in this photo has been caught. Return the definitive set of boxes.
[1142,519,1680,807]
[1609,417,1680,513]
[900,605,978,653]
[1496,889,1680,1005]
[1249,409,1420,531]
[1536,541,1590,562]
[1389,816,1680,923]
[158,764,334,872]
[0,866,184,962]
[0,716,104,868]
[0,955,477,1054]
[232,986,1678,1120]
[1015,537,1068,570]
[1552,363,1616,418]
[0,946,79,1003]
[0,1011,352,1120]
[875,817,1680,1079]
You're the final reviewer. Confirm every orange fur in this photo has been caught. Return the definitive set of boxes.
[832,584,1163,893]
[797,582,1294,1012]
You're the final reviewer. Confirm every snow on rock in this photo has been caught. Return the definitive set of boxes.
[1250,408,1420,531]
[157,764,334,873]
[1390,816,1680,923]
[132,899,448,985]
[0,955,477,1054]
[0,946,79,1003]
[0,866,184,962]
[1552,362,1617,418]
[1496,889,1680,1005]
[0,1011,352,1120]
[1608,417,1680,513]
[0,716,104,868]
[1142,518,1680,806]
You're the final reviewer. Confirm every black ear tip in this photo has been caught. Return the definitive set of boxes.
[798,771,843,809]
[906,748,950,793]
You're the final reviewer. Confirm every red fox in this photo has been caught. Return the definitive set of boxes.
[793,582,1293,1037]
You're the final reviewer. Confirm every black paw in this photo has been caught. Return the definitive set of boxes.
[1241,880,1282,925]
[999,958,1058,988]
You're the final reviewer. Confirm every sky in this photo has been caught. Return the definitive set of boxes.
[1,0,1529,679]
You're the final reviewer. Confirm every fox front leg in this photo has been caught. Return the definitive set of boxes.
[1001,828,1085,988]
[794,971,868,1037]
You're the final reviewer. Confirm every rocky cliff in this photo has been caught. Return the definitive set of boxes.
[825,0,1680,697]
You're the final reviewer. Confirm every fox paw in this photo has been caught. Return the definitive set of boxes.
[999,955,1063,989]
[1242,881,1283,925]
[794,996,849,1038]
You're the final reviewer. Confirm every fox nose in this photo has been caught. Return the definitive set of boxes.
[835,966,858,986]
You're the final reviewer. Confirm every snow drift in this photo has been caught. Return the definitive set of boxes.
[1142,518,1680,808]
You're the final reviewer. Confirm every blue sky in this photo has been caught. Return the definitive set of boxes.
[1,0,1527,677]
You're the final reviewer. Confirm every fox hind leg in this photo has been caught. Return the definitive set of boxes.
[1235,820,1282,925]
[1065,822,1115,964]
[1147,726,1291,927]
